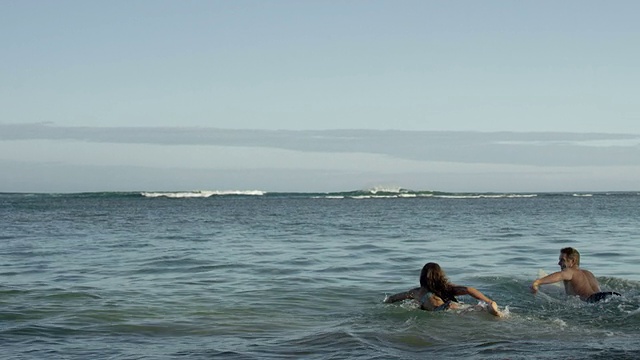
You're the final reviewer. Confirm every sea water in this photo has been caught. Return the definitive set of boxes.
[1,190,639,359]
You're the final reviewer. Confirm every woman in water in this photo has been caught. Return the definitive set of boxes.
[384,262,504,317]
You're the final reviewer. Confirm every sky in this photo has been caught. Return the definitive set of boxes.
[1,1,639,193]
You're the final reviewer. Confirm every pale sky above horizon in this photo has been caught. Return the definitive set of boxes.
[1,1,639,192]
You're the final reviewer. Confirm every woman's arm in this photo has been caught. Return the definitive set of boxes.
[452,285,494,304]
[384,287,419,303]
[452,285,503,317]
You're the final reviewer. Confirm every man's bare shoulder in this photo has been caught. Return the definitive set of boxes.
[559,267,578,279]
[579,268,597,279]
[566,268,598,284]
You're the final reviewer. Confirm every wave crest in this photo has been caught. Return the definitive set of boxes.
[140,190,265,198]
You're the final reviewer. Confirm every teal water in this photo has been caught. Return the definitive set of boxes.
[1,191,640,359]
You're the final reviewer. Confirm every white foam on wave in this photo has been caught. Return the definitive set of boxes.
[551,318,568,328]
[435,194,537,199]
[141,190,266,198]
[367,186,404,194]
[350,195,400,199]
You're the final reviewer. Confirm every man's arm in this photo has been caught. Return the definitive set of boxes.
[531,270,572,294]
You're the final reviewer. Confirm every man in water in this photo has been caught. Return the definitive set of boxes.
[530,247,620,303]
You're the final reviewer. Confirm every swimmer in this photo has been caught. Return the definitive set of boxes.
[384,262,504,317]
[530,247,621,302]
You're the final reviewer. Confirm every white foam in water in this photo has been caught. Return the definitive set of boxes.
[367,186,403,194]
[625,307,640,318]
[141,190,266,198]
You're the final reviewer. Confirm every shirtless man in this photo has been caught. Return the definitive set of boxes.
[530,247,620,303]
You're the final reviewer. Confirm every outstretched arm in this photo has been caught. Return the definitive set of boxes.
[452,285,503,317]
[531,270,571,294]
[384,287,419,303]
[452,285,495,304]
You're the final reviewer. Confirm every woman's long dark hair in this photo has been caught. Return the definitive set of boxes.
[419,262,457,302]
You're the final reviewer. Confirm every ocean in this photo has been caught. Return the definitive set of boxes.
[1,189,639,359]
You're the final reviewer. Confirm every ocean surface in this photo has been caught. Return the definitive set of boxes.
[1,189,639,359]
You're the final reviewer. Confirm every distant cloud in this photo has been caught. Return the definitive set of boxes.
[2,122,639,167]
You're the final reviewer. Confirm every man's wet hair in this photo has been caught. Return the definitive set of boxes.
[561,247,581,266]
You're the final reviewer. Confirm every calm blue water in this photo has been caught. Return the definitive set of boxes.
[1,190,640,359]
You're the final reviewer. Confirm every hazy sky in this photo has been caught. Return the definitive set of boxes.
[1,1,639,192]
